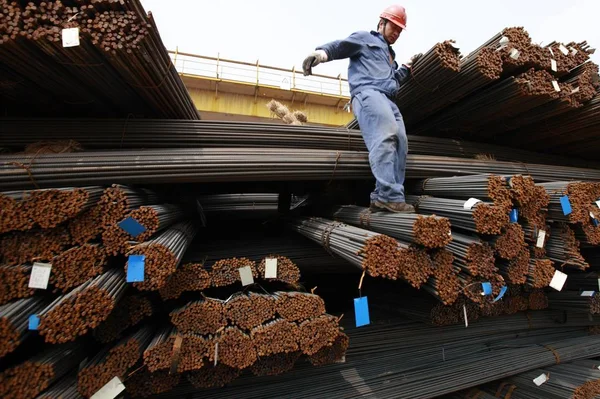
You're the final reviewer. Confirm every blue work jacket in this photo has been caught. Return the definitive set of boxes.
[316,30,410,98]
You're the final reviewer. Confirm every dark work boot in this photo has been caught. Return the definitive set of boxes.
[373,200,415,213]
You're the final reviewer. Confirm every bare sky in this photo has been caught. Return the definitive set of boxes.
[141,0,599,78]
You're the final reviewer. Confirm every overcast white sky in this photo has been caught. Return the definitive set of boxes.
[140,0,599,78]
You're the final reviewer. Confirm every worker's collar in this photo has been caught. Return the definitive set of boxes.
[370,30,396,58]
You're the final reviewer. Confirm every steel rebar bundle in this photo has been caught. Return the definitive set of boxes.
[36,373,81,399]
[102,204,185,255]
[0,264,33,305]
[158,263,211,300]
[490,223,527,260]
[445,231,496,278]
[142,326,179,372]
[125,367,181,398]
[509,175,549,228]
[77,325,154,397]
[186,364,241,390]
[0,0,198,119]
[0,186,103,234]
[289,217,434,288]
[209,257,259,288]
[0,296,49,358]
[547,291,600,314]
[546,223,589,270]
[497,248,530,285]
[413,174,513,211]
[527,258,556,288]
[0,342,85,399]
[94,293,153,343]
[250,351,303,377]
[178,334,217,373]
[394,40,461,126]
[97,185,160,229]
[407,195,509,235]
[225,293,277,331]
[330,205,452,249]
[256,256,301,284]
[50,243,108,292]
[170,298,227,335]
[275,292,327,322]
[125,221,197,291]
[197,193,279,218]
[0,225,70,265]
[37,268,127,343]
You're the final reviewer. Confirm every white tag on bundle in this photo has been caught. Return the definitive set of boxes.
[29,263,52,290]
[550,270,568,291]
[463,198,482,210]
[509,48,520,59]
[571,87,580,94]
[548,47,555,57]
[559,44,569,55]
[536,230,546,248]
[581,291,595,297]
[595,200,600,209]
[499,36,510,47]
[90,377,125,399]
[463,304,468,328]
[533,373,549,386]
[62,27,80,48]
[552,81,561,92]
[238,266,255,286]
[551,59,557,72]
[265,258,278,279]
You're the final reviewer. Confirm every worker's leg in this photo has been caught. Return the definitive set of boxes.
[352,89,404,203]
[389,97,408,200]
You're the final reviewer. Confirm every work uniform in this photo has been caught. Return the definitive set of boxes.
[316,31,410,204]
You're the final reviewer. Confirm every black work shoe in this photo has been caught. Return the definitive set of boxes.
[373,200,415,213]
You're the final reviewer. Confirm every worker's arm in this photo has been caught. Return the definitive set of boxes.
[303,32,367,76]
[395,63,410,85]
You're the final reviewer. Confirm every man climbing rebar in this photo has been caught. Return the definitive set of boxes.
[302,5,420,213]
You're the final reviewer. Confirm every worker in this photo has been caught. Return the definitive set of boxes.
[302,5,420,213]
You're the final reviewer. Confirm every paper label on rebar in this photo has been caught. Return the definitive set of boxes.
[499,36,510,46]
[28,315,40,330]
[463,198,482,210]
[118,217,147,238]
[29,262,52,290]
[571,87,580,94]
[509,48,520,60]
[463,304,468,328]
[62,27,80,48]
[596,200,600,209]
[551,59,557,72]
[536,230,546,248]
[559,44,569,55]
[598,278,600,292]
[570,47,578,55]
[265,258,278,279]
[238,266,254,286]
[550,270,568,291]
[335,356,346,364]
[548,47,555,56]
[581,291,595,297]
[214,342,219,366]
[481,282,492,296]
[127,255,145,283]
[533,373,548,386]
[354,297,370,327]
[552,81,561,92]
[560,195,572,215]
[90,376,125,399]
[493,286,508,302]
[590,212,597,220]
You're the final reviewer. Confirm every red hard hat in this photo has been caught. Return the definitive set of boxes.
[380,5,407,29]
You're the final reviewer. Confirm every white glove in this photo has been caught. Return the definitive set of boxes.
[404,53,423,68]
[302,50,328,76]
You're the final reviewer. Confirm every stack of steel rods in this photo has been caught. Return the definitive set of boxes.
[289,217,434,288]
[0,186,103,233]
[407,195,509,235]
[256,256,301,284]
[527,258,556,288]
[0,296,49,358]
[0,0,198,119]
[226,293,278,332]
[422,250,461,305]
[468,27,532,73]
[0,225,70,265]
[546,223,590,270]
[125,221,197,291]
[178,334,217,373]
[490,223,527,260]
[412,69,567,137]
[0,342,85,399]
[186,364,241,389]
[102,204,185,256]
[77,325,155,398]
[159,263,211,300]
[94,294,154,343]
[142,326,179,372]
[50,243,108,292]
[125,367,181,398]
[210,257,259,288]
[37,268,127,343]
[198,193,279,214]
[251,351,303,377]
[170,298,227,336]
[330,205,452,249]
[36,373,80,399]
[497,247,530,285]
[394,40,462,126]
[547,291,600,314]
[97,185,160,229]
[0,264,33,305]
[539,181,600,224]
[412,174,513,211]
[445,231,496,278]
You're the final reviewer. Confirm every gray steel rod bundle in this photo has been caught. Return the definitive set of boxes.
[0,264,34,305]
[93,293,154,344]
[0,341,85,399]
[126,221,198,291]
[445,231,497,278]
[547,291,600,314]
[0,296,50,358]
[329,205,452,249]
[3,118,598,169]
[198,193,279,213]
[0,0,198,119]
[289,216,435,289]
[37,268,127,343]
[407,195,509,235]
[394,40,461,126]
[545,223,589,270]
[539,181,600,225]
[36,372,81,399]
[412,174,512,210]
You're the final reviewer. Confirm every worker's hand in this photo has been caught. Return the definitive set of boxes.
[302,50,328,76]
[404,53,423,68]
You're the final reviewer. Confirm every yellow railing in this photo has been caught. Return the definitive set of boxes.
[169,49,351,98]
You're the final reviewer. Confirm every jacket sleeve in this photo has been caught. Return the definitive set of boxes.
[395,64,411,85]
[315,31,366,61]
